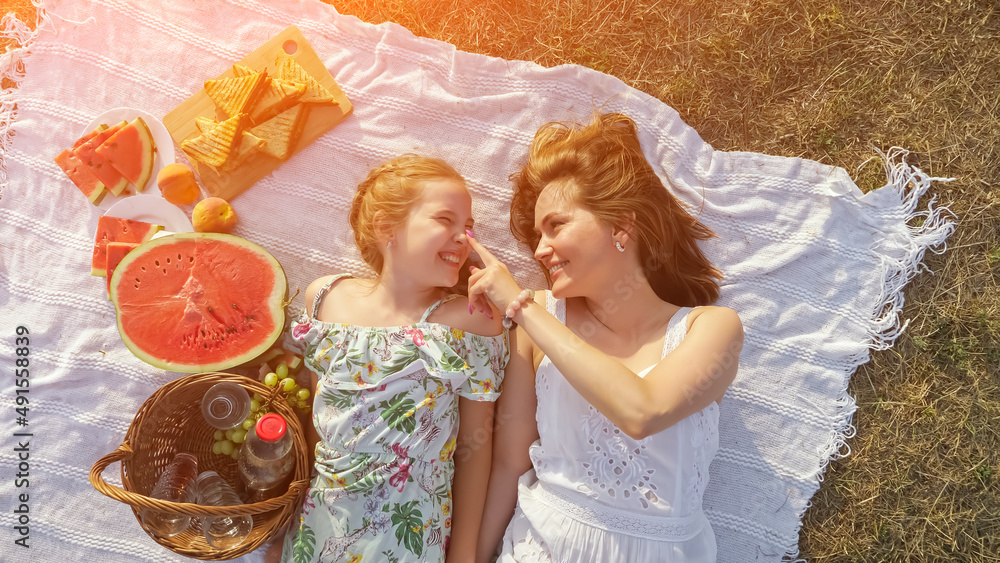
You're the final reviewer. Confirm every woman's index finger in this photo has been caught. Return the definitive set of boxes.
[466,231,499,265]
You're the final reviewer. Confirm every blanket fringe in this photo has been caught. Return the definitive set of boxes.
[0,0,47,202]
[865,146,956,351]
[778,147,955,563]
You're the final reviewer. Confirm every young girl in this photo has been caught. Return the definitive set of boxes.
[471,113,743,562]
[272,155,508,563]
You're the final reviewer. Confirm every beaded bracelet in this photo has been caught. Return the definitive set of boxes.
[503,289,535,329]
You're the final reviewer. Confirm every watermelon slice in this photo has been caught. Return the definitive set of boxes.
[105,242,141,299]
[91,216,163,276]
[109,232,287,372]
[54,149,107,205]
[75,121,130,196]
[256,347,285,365]
[96,117,156,192]
[74,123,109,149]
[277,352,302,371]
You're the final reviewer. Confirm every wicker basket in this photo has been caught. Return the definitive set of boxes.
[89,372,310,560]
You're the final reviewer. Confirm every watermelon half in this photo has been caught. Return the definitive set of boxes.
[96,117,156,192]
[109,232,287,372]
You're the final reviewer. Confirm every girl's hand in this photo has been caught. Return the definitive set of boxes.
[465,231,523,317]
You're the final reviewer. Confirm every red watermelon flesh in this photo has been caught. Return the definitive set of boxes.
[105,242,141,299]
[91,216,162,276]
[110,233,287,372]
[96,117,156,193]
[54,149,106,205]
[75,121,130,196]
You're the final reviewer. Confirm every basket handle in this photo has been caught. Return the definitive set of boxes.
[89,441,309,517]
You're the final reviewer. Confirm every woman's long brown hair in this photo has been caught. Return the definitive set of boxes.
[509,113,722,306]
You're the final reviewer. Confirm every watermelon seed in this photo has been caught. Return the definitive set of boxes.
[178,253,182,260]
[154,260,160,266]
[162,268,167,274]
[141,266,146,271]
[134,277,140,283]
[166,258,170,264]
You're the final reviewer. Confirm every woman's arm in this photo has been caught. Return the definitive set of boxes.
[476,326,539,563]
[466,236,742,440]
[519,302,742,439]
[448,398,495,563]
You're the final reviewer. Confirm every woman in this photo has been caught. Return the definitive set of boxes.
[470,113,743,562]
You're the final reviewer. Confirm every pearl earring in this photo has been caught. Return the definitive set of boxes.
[387,240,393,249]
[615,241,625,252]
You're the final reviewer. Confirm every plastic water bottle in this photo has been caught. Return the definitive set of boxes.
[201,382,252,430]
[195,471,253,549]
[237,413,295,502]
[141,452,198,538]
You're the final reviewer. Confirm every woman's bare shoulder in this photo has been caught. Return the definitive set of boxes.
[687,305,742,335]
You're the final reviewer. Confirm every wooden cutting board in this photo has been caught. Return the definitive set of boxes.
[163,26,352,201]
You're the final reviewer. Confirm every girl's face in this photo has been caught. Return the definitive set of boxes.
[532,180,614,298]
[392,178,473,288]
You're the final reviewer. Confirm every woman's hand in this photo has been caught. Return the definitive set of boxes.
[465,231,524,318]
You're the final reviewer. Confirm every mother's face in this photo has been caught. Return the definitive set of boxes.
[532,180,615,298]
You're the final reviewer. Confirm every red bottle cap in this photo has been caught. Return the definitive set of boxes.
[256,413,287,442]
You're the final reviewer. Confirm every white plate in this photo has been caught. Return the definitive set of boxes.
[84,107,175,211]
[104,194,193,233]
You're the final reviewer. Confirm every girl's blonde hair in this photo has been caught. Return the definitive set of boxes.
[349,154,466,275]
[510,113,722,306]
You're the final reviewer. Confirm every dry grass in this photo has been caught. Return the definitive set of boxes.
[4,0,999,560]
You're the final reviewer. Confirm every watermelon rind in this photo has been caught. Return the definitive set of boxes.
[131,117,156,192]
[109,232,287,373]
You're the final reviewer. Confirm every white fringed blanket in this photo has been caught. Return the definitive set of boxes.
[0,0,954,561]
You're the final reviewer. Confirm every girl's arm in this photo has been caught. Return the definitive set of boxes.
[448,398,495,563]
[466,236,742,440]
[476,326,539,563]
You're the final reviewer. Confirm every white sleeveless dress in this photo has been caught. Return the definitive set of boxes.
[498,292,720,562]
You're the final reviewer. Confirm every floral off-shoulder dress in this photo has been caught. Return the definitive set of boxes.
[280,274,509,563]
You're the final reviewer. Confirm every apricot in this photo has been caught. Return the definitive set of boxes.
[157,163,200,205]
[193,197,238,233]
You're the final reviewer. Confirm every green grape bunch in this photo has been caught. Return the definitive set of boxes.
[262,362,312,413]
[211,392,268,458]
